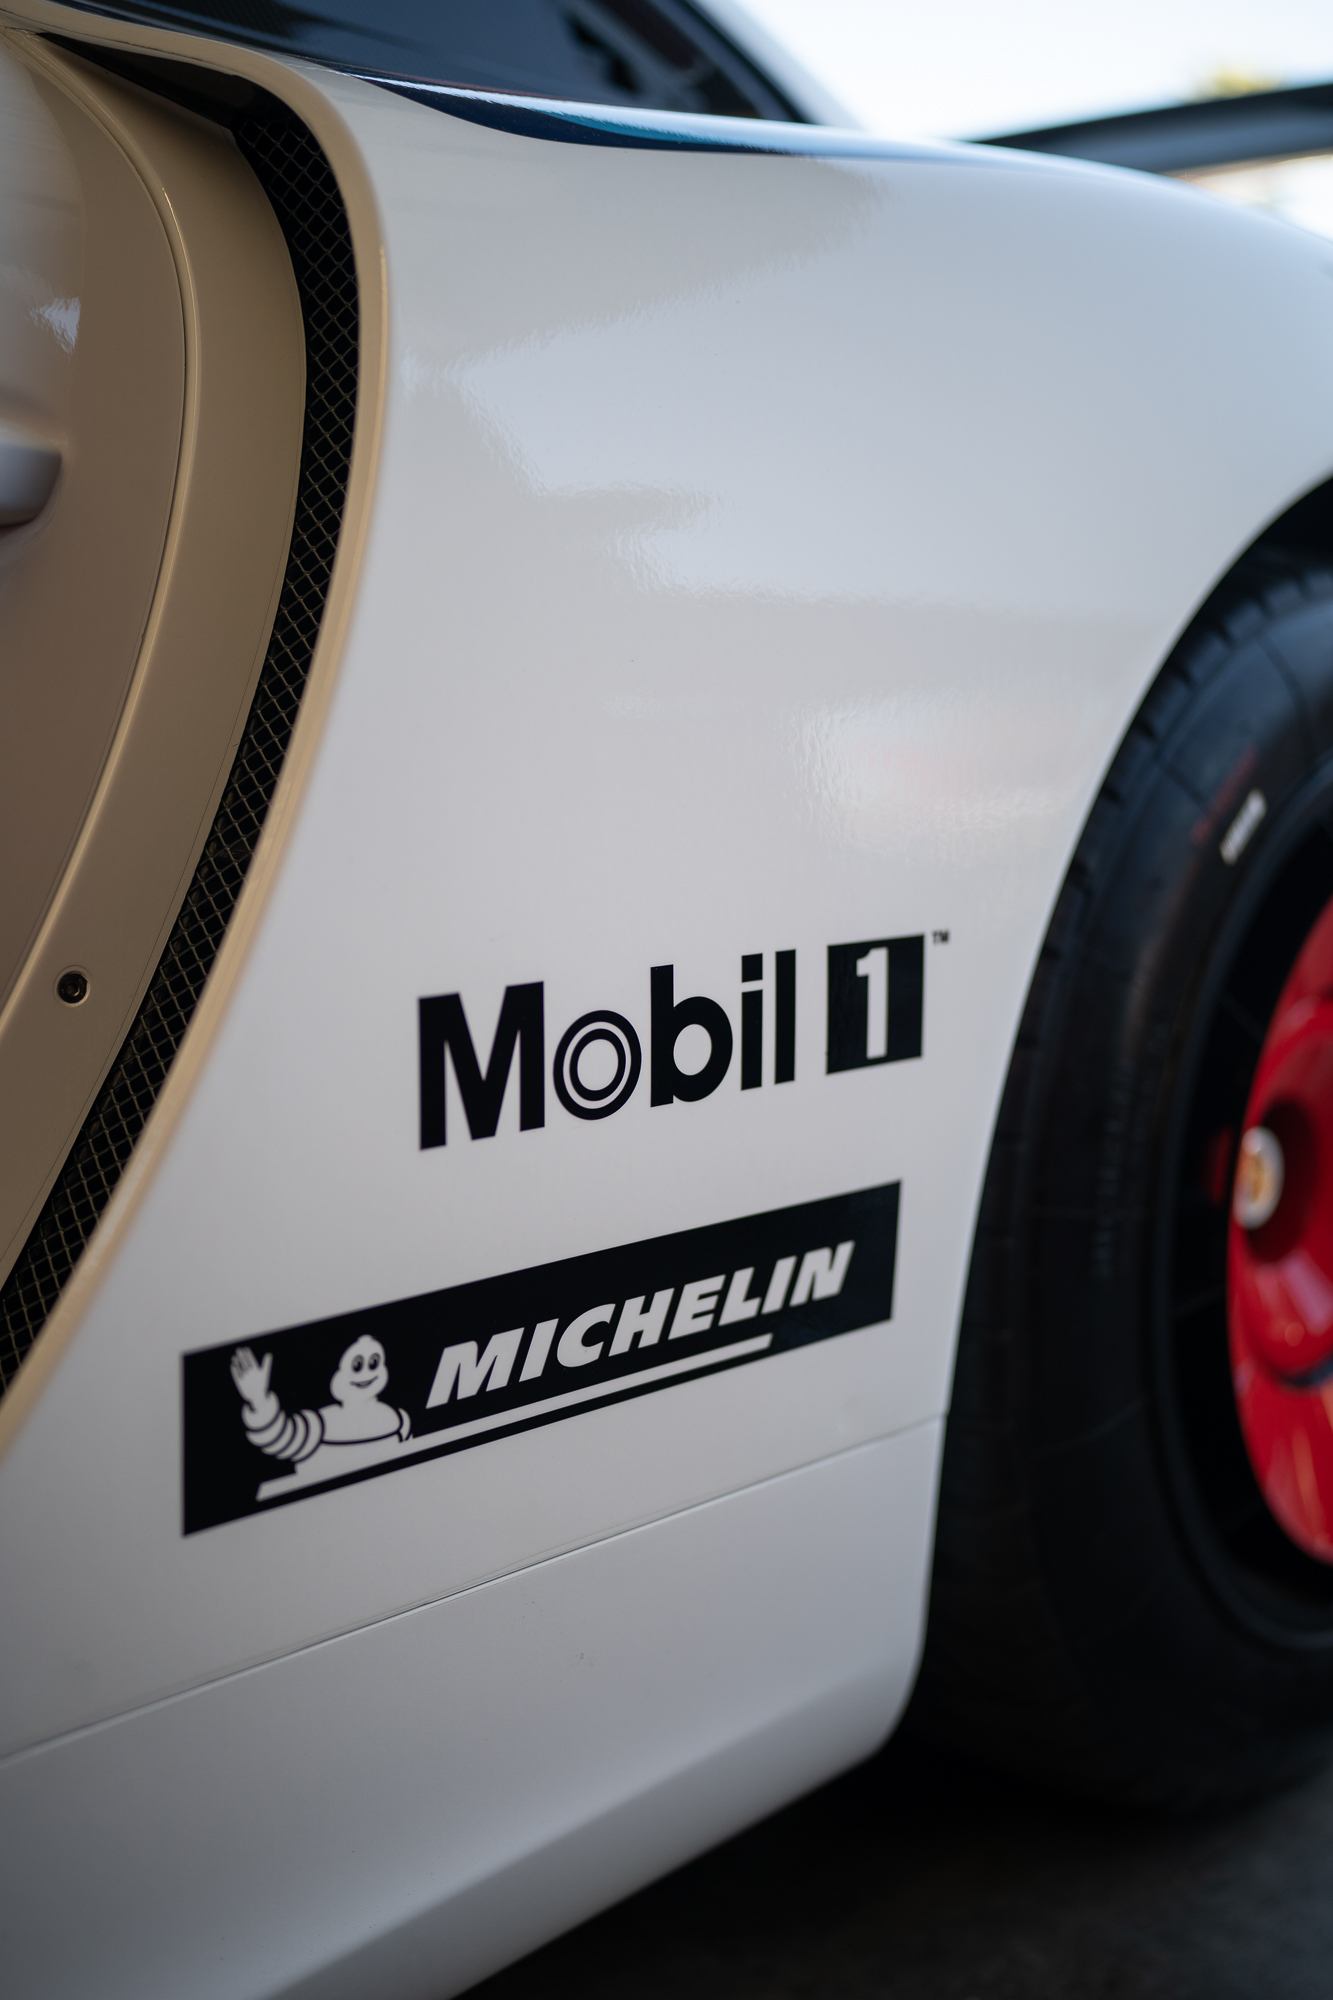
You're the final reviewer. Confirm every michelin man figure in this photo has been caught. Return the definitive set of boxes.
[230,1334,412,1490]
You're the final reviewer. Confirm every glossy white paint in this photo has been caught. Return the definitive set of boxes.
[1,1430,936,2000]
[6,21,1333,1997]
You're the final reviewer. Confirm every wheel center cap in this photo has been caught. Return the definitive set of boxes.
[1234,1126,1285,1231]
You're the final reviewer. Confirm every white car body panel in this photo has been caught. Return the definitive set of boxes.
[5,18,1333,1994]
[4,1430,937,2000]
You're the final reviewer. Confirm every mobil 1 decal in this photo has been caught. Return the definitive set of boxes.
[416,937,927,1143]
[182,1183,899,1532]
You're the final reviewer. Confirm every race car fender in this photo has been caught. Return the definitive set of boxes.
[4,18,1333,1995]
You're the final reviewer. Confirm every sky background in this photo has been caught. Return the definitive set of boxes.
[735,0,1333,138]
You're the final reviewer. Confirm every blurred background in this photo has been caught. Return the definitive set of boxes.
[738,0,1332,138]
[736,0,1333,236]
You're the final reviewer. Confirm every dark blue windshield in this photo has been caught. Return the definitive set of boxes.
[63,0,801,119]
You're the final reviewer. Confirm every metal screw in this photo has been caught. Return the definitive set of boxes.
[1235,1126,1284,1230]
[56,970,88,1005]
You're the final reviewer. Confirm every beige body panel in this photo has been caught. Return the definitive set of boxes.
[0,51,182,1009]
[0,39,306,1287]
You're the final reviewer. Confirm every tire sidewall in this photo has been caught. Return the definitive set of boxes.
[1026,587,1333,1772]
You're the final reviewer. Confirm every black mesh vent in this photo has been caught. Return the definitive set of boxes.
[0,104,358,1392]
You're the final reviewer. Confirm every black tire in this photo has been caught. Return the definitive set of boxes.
[912,548,1333,1809]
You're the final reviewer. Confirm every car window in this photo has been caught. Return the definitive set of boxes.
[66,0,801,117]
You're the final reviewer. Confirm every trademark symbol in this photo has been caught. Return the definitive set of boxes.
[932,930,950,945]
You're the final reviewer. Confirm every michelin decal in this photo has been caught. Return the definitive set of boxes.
[182,940,924,1530]
[183,1183,899,1532]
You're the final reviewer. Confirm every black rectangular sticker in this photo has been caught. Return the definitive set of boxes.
[182,1182,899,1533]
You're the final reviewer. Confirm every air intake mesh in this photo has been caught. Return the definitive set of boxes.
[0,106,358,1392]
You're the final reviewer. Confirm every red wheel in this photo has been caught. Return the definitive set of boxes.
[1230,895,1333,1560]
